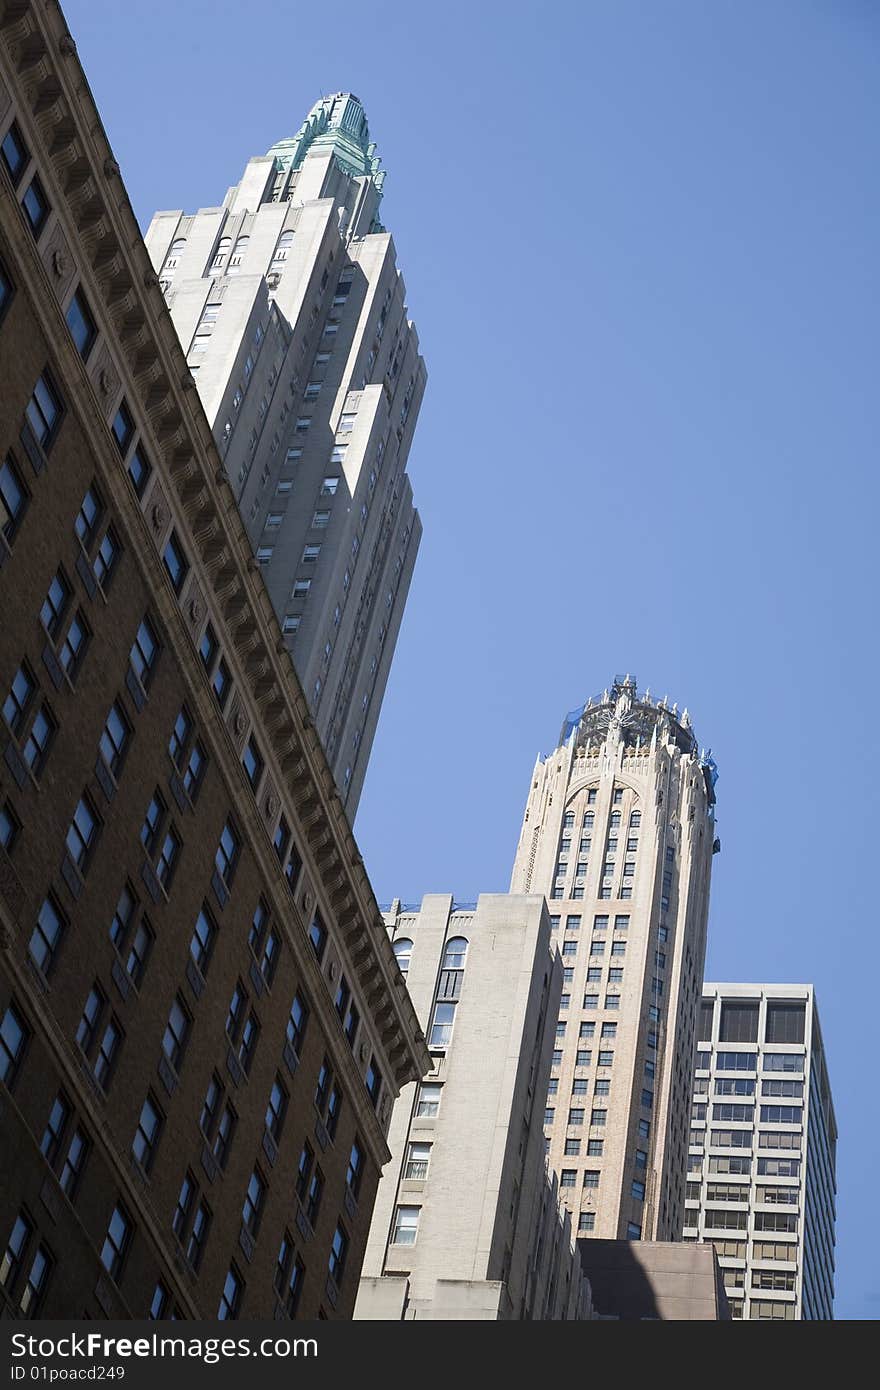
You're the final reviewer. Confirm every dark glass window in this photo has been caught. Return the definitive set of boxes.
[697,998,715,1042]
[0,454,28,545]
[21,174,49,236]
[162,530,188,595]
[719,1001,759,1044]
[26,371,62,450]
[1,121,28,185]
[127,445,151,498]
[765,1003,805,1045]
[112,401,134,456]
[66,288,97,360]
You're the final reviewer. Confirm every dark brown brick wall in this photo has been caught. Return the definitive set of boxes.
[0,11,422,1320]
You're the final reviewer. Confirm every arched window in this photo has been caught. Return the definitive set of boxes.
[212,236,231,268]
[228,236,249,272]
[442,937,468,971]
[272,230,295,262]
[392,937,412,977]
[163,237,186,270]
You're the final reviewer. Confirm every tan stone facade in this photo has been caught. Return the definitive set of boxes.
[510,678,717,1242]
[355,895,592,1320]
[0,0,428,1322]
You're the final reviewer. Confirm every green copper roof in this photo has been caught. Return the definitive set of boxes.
[267,93,386,194]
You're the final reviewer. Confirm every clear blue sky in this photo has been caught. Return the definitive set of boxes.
[64,0,878,1319]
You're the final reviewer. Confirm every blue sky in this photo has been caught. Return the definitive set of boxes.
[64,0,878,1318]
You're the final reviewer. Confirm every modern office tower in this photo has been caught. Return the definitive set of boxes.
[144,93,426,815]
[510,676,719,1244]
[0,1,428,1322]
[683,984,836,1320]
[355,895,593,1320]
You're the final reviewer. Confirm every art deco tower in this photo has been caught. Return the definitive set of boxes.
[145,94,426,814]
[510,677,719,1242]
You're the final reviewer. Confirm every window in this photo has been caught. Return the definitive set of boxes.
[28,896,65,976]
[0,1002,28,1086]
[66,287,97,360]
[365,1055,382,1108]
[65,795,100,867]
[578,1212,595,1233]
[100,1204,132,1282]
[218,1265,243,1320]
[22,702,55,776]
[59,610,89,679]
[286,991,308,1055]
[715,1077,755,1096]
[765,1002,806,1044]
[132,1094,163,1170]
[719,1001,759,1044]
[111,400,135,457]
[99,701,131,778]
[590,1108,606,1127]
[638,1118,650,1139]
[93,1015,121,1089]
[442,936,468,970]
[162,996,190,1071]
[0,255,12,321]
[215,819,239,887]
[0,802,20,853]
[40,1093,70,1166]
[186,1199,211,1270]
[242,1168,266,1237]
[162,531,189,595]
[22,173,49,237]
[564,1139,581,1156]
[242,735,263,790]
[3,665,34,736]
[0,1212,32,1296]
[328,1223,349,1285]
[598,1050,614,1066]
[416,1082,441,1118]
[59,1129,88,1197]
[155,824,180,890]
[587,1139,604,1156]
[393,937,412,977]
[129,617,160,690]
[40,569,71,639]
[1,120,28,184]
[76,984,105,1055]
[18,1240,52,1317]
[24,371,62,453]
[274,1235,305,1317]
[626,1222,642,1240]
[631,1180,646,1201]
[302,544,321,564]
[265,1076,288,1141]
[594,1078,610,1096]
[1,454,29,547]
[428,1000,455,1045]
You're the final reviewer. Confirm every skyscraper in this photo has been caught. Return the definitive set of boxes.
[145,93,426,813]
[683,984,836,1320]
[510,676,718,1242]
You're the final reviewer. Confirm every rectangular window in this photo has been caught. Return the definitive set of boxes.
[218,1265,243,1320]
[1,120,28,185]
[392,1206,419,1246]
[66,287,97,360]
[416,1083,441,1118]
[22,174,49,238]
[1,454,29,547]
[28,897,65,977]
[162,531,189,595]
[129,617,160,690]
[132,1094,163,1171]
[25,373,62,456]
[99,701,131,778]
[215,819,239,886]
[100,1204,132,1282]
